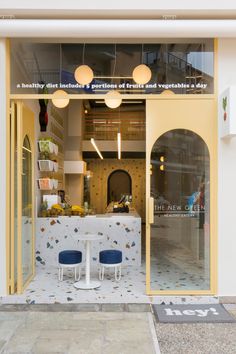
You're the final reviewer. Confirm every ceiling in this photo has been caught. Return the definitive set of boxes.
[83,100,146,141]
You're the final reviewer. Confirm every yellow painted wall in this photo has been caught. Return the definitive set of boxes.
[146,97,217,295]
[87,159,146,220]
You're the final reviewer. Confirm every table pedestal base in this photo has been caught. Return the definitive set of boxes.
[74,280,101,290]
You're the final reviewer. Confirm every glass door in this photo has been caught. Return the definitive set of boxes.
[9,101,35,294]
[146,98,217,295]
[21,135,34,287]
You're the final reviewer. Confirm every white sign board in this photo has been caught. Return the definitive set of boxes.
[220,86,236,138]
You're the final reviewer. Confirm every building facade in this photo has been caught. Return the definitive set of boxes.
[0,1,236,300]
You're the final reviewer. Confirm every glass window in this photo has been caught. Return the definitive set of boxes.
[150,129,210,291]
[22,135,33,285]
[10,40,214,95]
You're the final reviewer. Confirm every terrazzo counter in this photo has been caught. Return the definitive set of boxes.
[36,213,141,267]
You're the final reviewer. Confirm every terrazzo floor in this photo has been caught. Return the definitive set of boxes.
[151,237,210,291]
[0,263,218,305]
[1,218,216,305]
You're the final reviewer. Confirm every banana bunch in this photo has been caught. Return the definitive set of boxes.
[51,204,64,212]
[71,205,84,212]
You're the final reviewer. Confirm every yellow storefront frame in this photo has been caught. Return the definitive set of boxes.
[7,95,218,297]
[6,39,218,296]
[145,97,218,296]
[8,100,36,294]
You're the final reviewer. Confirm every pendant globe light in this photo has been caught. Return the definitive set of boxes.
[160,89,175,95]
[52,45,70,108]
[132,44,152,85]
[104,90,122,109]
[74,43,94,86]
[52,89,69,108]
[104,44,122,109]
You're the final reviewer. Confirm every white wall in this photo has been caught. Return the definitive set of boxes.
[218,39,236,296]
[1,0,236,11]
[65,100,84,205]
[0,39,7,296]
[2,1,236,23]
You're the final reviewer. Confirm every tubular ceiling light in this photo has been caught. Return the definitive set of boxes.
[104,90,122,109]
[91,138,103,160]
[132,64,152,85]
[117,132,121,160]
[52,89,69,108]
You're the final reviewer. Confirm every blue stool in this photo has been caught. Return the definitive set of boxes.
[99,250,122,281]
[58,250,82,281]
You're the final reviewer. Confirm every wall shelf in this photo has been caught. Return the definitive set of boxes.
[64,161,87,174]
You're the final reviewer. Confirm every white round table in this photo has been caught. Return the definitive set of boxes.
[74,233,104,290]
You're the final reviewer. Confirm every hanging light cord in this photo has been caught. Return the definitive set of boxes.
[119,105,121,132]
[33,52,43,83]
[141,43,144,64]
[60,44,62,84]
[112,44,117,83]
[82,43,85,64]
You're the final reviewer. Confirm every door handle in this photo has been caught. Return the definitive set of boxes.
[149,197,154,224]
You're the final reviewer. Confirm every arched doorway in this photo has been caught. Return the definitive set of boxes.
[146,98,217,295]
[150,129,210,291]
[107,169,132,205]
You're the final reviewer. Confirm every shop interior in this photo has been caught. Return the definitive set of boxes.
[4,40,214,303]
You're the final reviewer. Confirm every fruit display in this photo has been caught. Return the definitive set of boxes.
[40,200,48,217]
[113,202,129,213]
[71,205,85,216]
[39,202,86,217]
[51,204,64,216]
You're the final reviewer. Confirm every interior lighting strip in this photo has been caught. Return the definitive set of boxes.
[91,138,104,160]
[117,132,121,160]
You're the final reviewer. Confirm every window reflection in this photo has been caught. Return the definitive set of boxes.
[22,135,33,285]
[150,129,210,291]
[11,40,214,94]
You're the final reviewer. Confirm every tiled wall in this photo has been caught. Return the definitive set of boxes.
[36,215,141,267]
[87,159,146,220]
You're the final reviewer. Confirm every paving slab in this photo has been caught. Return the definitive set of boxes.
[0,340,6,352]
[219,297,236,304]
[224,304,236,318]
[0,311,157,354]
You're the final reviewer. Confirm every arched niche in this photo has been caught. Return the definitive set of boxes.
[107,169,132,205]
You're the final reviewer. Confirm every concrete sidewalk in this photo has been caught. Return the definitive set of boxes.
[0,311,159,354]
[0,305,236,354]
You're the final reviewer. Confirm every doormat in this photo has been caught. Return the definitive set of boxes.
[152,304,236,323]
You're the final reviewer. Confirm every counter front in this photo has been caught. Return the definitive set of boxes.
[36,213,141,267]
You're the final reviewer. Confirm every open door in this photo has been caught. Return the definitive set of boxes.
[9,101,35,294]
[146,98,217,295]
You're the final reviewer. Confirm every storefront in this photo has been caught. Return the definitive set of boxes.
[0,11,236,301]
